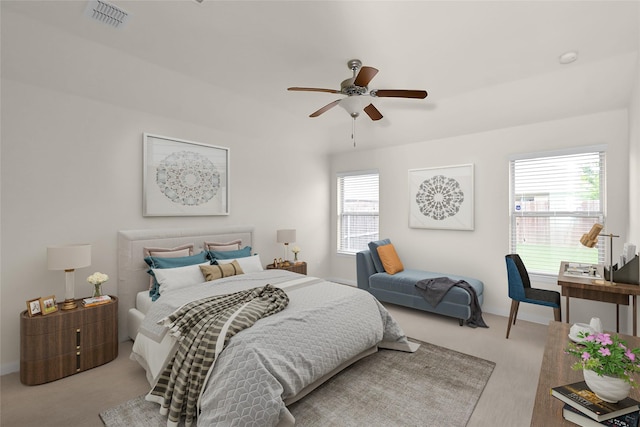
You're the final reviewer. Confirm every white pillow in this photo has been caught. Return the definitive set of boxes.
[217,254,263,273]
[152,262,208,295]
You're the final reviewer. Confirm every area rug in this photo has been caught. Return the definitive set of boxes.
[100,340,495,427]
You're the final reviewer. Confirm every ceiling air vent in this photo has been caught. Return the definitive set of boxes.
[84,0,130,29]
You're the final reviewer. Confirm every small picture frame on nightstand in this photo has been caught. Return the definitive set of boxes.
[39,295,58,315]
[26,298,42,317]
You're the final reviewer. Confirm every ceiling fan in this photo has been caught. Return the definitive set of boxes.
[287,59,428,121]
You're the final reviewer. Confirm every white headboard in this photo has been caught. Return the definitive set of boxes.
[117,226,254,342]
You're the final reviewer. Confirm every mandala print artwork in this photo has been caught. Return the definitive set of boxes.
[156,151,220,206]
[415,175,465,220]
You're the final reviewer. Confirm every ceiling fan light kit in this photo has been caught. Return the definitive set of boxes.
[340,96,367,118]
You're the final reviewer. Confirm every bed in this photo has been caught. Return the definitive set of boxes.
[118,226,417,426]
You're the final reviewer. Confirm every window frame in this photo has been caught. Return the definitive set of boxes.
[508,145,606,278]
[336,170,380,255]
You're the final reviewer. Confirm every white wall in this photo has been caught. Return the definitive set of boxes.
[629,8,640,268]
[0,79,331,374]
[331,110,631,330]
[0,16,332,373]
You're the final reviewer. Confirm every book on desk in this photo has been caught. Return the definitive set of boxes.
[551,381,640,422]
[563,404,640,427]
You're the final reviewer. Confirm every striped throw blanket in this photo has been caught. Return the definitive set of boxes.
[148,284,289,427]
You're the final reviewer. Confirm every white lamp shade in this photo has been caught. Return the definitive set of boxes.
[47,244,92,270]
[277,229,296,244]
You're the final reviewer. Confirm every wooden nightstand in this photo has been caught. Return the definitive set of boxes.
[20,296,118,385]
[267,261,307,275]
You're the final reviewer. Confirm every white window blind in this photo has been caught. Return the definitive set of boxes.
[337,171,379,254]
[510,149,605,276]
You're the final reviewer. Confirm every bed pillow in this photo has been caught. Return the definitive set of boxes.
[368,239,391,273]
[151,262,209,296]
[142,245,197,290]
[200,261,244,281]
[376,244,404,275]
[145,252,210,299]
[217,254,263,273]
[143,244,194,258]
[204,240,242,251]
[208,246,252,260]
[144,251,209,269]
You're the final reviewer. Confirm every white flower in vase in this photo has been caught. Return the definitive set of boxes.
[291,246,301,262]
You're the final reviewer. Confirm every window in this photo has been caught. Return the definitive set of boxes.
[337,171,379,254]
[509,148,605,276]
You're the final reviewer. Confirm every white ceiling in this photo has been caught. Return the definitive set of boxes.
[3,0,639,154]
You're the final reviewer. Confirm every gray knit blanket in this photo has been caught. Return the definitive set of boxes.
[148,284,289,427]
[415,277,488,328]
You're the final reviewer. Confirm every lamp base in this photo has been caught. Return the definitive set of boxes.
[61,299,78,310]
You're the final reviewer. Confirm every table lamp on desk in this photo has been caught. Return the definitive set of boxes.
[580,222,619,285]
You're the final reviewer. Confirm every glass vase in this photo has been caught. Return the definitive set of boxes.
[294,253,299,262]
[93,283,103,298]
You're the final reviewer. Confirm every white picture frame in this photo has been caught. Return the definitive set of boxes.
[143,133,229,216]
[408,164,474,230]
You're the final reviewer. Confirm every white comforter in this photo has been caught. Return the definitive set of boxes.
[133,269,416,426]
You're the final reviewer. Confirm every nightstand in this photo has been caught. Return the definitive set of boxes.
[267,261,307,275]
[20,296,118,385]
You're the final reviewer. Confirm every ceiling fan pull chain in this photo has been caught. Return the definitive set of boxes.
[352,116,356,147]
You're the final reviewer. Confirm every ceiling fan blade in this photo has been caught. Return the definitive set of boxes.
[310,100,341,117]
[353,66,379,87]
[288,87,341,94]
[363,104,383,121]
[372,89,428,99]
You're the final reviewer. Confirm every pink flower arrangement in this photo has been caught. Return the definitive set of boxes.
[567,332,640,385]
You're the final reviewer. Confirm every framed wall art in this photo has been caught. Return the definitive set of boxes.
[143,134,229,216]
[408,164,474,230]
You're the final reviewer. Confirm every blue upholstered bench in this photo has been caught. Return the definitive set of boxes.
[356,249,484,326]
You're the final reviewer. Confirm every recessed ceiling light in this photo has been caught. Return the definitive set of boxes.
[559,51,578,65]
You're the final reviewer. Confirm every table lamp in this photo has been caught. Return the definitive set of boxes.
[47,244,92,310]
[276,229,296,262]
[580,223,618,285]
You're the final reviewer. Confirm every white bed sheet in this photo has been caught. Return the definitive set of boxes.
[132,332,177,386]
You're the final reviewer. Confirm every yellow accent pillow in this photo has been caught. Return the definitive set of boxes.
[199,260,244,281]
[376,244,404,274]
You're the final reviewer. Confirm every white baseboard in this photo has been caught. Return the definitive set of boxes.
[1,361,19,376]
[483,304,556,326]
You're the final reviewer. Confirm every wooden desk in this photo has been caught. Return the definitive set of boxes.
[531,321,640,426]
[558,279,640,336]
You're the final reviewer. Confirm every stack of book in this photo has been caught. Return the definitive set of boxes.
[551,381,640,427]
[82,295,112,307]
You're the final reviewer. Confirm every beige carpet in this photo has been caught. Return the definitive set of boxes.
[100,340,495,427]
[1,311,547,427]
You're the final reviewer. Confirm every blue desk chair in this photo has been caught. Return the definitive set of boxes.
[505,254,561,339]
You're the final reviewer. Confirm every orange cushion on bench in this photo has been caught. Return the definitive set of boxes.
[377,244,404,275]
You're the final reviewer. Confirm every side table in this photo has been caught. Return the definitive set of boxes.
[267,261,307,275]
[20,296,118,385]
